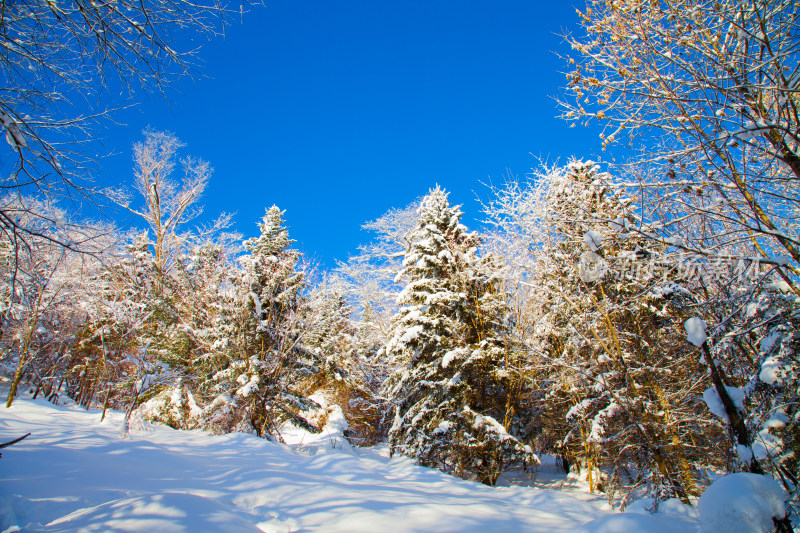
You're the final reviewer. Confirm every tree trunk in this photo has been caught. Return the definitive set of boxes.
[700,343,761,473]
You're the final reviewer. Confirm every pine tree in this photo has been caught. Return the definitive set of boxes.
[204,206,318,438]
[385,187,536,485]
[105,233,200,431]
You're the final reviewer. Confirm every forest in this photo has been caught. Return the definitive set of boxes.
[0,0,798,530]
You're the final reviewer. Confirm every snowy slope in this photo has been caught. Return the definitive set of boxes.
[0,398,698,532]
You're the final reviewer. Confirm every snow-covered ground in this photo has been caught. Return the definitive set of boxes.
[0,396,709,532]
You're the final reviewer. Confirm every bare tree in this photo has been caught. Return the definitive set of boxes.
[0,198,116,407]
[109,130,218,278]
[334,201,419,339]
[560,0,800,286]
[0,0,255,246]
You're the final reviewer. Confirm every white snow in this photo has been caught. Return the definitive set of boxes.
[2,397,788,533]
[577,512,678,533]
[752,411,789,461]
[236,374,260,398]
[578,251,608,282]
[1,397,612,532]
[278,391,351,453]
[737,444,754,463]
[398,324,424,345]
[433,420,453,435]
[583,230,604,252]
[616,497,701,532]
[697,473,787,533]
[441,348,463,369]
[764,280,792,294]
[684,317,707,347]
[760,330,783,356]
[702,386,745,423]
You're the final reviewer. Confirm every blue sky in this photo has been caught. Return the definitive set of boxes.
[94,0,603,268]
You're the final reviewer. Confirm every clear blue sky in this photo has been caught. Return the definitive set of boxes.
[94,0,603,268]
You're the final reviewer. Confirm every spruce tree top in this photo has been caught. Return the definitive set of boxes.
[245,206,294,257]
[397,186,475,288]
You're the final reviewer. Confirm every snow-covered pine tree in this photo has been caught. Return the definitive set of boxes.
[204,206,318,438]
[384,186,536,485]
[540,162,713,500]
[136,240,239,431]
[106,233,203,431]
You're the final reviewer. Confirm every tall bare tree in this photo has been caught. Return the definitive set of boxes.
[0,0,255,247]
[117,131,212,276]
[560,0,800,287]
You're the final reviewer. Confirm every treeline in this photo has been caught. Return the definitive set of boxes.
[2,150,798,509]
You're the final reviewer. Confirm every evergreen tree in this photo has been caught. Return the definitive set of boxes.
[204,206,317,438]
[108,233,201,431]
[242,205,304,338]
[136,240,239,431]
[385,187,536,485]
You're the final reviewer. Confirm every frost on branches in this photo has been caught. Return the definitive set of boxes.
[485,161,725,500]
[384,186,537,485]
[301,280,386,445]
[561,0,800,278]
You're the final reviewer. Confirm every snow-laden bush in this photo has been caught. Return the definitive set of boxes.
[135,381,202,430]
[697,473,788,533]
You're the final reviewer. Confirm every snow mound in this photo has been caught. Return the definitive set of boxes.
[702,386,744,423]
[279,391,353,455]
[626,497,699,527]
[684,317,707,347]
[697,473,787,533]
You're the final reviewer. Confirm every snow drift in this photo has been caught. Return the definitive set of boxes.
[0,397,610,532]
